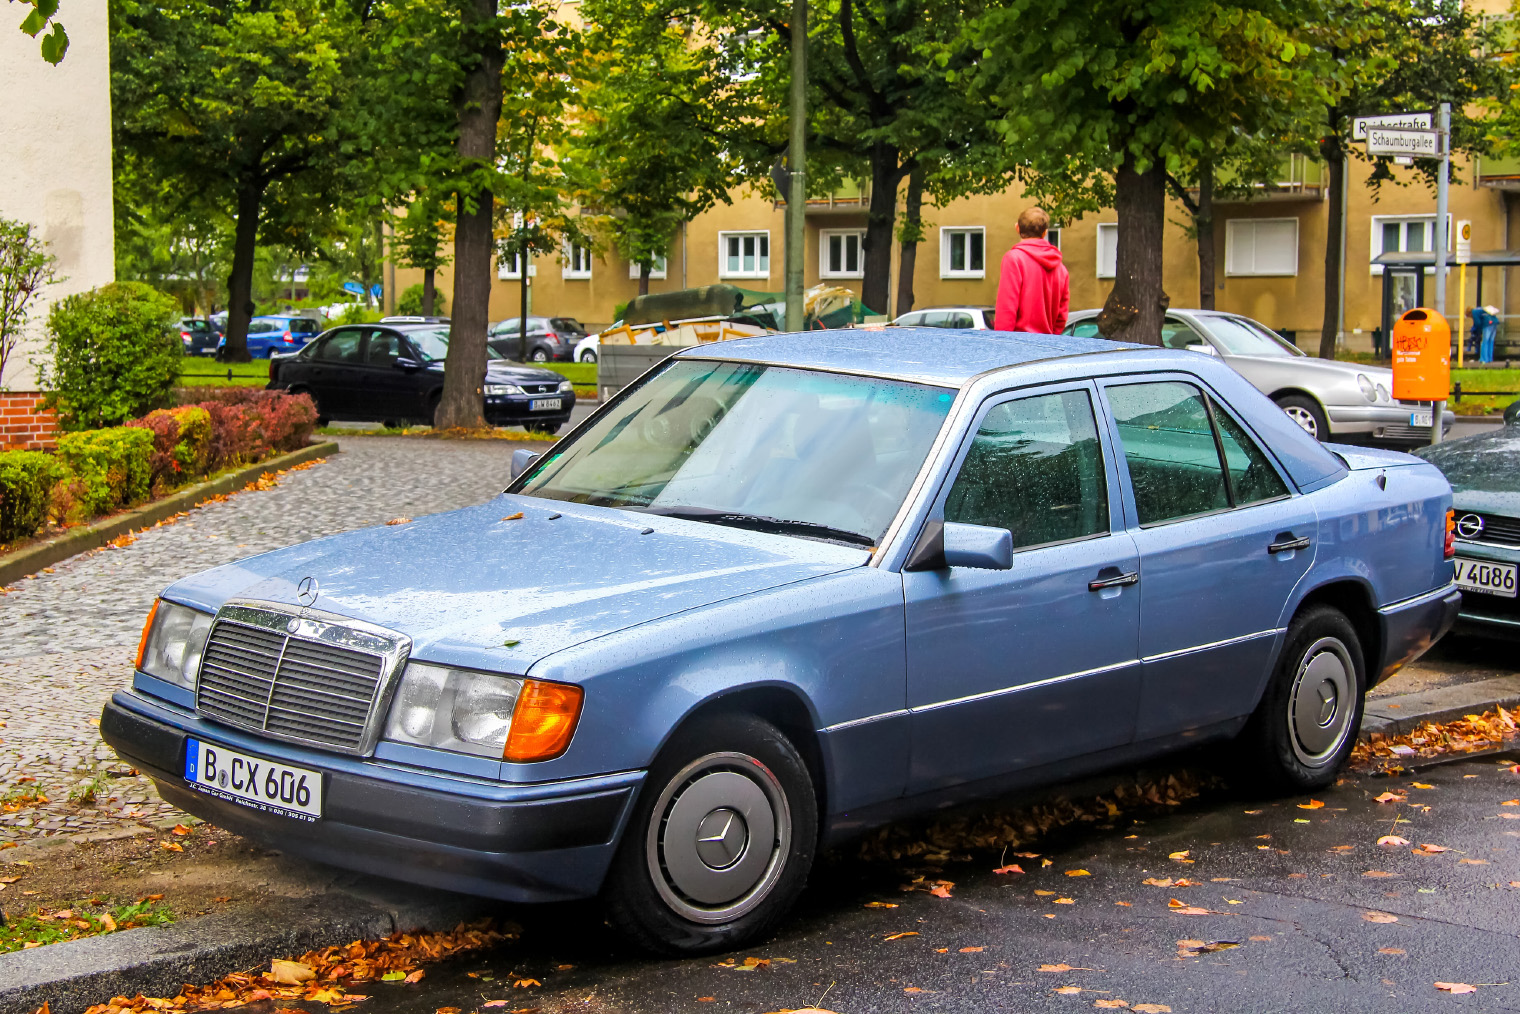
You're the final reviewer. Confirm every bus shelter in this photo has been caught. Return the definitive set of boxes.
[1372,249,1520,347]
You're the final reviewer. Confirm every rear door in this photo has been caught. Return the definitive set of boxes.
[1099,376,1315,740]
[353,329,418,421]
[305,328,365,416]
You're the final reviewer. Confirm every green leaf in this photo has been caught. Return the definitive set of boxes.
[382,970,406,981]
[40,23,68,64]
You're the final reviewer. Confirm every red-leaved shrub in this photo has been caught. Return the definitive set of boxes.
[189,389,317,470]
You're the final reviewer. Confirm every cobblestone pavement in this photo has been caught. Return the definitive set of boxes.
[0,436,542,843]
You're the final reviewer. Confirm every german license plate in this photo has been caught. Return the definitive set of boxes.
[529,397,563,412]
[1454,558,1518,599]
[183,738,323,821]
[1409,409,1433,427]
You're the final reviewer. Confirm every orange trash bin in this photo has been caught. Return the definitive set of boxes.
[1390,308,1451,403]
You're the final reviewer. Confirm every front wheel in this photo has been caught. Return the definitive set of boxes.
[604,714,817,955]
[1236,605,1365,792]
[525,422,561,437]
[1275,393,1329,442]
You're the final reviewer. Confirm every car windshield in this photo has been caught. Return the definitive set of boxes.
[406,328,505,362]
[1203,316,1305,357]
[518,359,955,544]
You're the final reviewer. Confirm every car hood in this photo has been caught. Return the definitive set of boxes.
[484,360,566,383]
[1416,425,1520,514]
[161,495,868,675]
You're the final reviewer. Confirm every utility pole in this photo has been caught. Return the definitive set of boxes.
[784,0,806,333]
[1431,101,1450,445]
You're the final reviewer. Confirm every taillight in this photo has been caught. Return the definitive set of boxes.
[1444,509,1456,559]
[282,331,294,341]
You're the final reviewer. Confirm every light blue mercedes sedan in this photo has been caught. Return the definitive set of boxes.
[102,329,1460,954]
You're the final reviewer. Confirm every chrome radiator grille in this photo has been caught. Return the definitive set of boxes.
[195,603,409,755]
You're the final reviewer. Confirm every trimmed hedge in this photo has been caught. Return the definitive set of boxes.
[0,451,67,543]
[0,389,316,544]
[54,427,154,518]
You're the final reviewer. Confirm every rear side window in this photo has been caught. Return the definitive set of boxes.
[1107,381,1288,525]
[944,390,1110,550]
[312,329,363,364]
[248,320,279,334]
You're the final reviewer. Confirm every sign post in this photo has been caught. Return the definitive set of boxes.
[1431,103,1451,444]
[1456,219,1471,368]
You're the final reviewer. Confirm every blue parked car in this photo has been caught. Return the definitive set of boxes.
[102,330,1458,954]
[216,314,324,358]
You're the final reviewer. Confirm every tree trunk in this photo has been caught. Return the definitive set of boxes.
[223,181,262,363]
[861,141,901,316]
[437,0,505,429]
[639,262,651,296]
[422,267,436,316]
[896,166,924,317]
[1318,137,1345,360]
[1196,161,1215,311]
[1096,156,1168,346]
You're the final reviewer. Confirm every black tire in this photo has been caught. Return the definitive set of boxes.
[1275,393,1329,442]
[382,419,402,430]
[525,423,561,437]
[529,346,550,363]
[288,387,325,427]
[580,349,598,364]
[604,713,818,956]
[1236,605,1365,793]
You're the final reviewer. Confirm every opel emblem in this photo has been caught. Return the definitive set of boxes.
[1456,514,1485,539]
[296,576,320,607]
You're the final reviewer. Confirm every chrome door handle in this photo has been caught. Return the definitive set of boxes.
[1089,571,1139,591]
[1268,536,1310,554]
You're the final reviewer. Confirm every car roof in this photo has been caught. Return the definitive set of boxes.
[680,328,1149,386]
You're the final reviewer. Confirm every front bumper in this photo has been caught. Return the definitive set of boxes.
[1375,583,1462,683]
[1451,541,1520,639]
[100,691,640,903]
[1327,403,1454,444]
[484,391,576,427]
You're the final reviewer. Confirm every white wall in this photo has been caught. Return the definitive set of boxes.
[0,7,114,391]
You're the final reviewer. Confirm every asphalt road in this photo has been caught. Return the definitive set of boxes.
[254,753,1520,1014]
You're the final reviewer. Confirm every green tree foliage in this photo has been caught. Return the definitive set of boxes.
[575,4,743,296]
[41,282,183,431]
[0,216,59,389]
[968,0,1335,344]
[395,194,452,315]
[15,0,68,63]
[114,154,230,316]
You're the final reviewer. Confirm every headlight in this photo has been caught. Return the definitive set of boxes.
[135,600,214,690]
[383,663,583,761]
[1375,383,1389,402]
[1357,374,1377,402]
[557,380,574,394]
[484,383,524,396]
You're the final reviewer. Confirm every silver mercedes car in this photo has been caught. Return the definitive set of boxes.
[1065,309,1452,447]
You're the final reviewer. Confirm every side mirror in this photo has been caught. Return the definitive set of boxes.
[904,520,1013,571]
[510,448,540,481]
[1186,343,1218,356]
[394,357,421,371]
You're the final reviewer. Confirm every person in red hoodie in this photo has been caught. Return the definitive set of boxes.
[994,207,1070,334]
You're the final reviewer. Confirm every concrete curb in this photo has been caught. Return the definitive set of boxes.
[0,441,340,588]
[1360,674,1520,738]
[0,878,493,1014]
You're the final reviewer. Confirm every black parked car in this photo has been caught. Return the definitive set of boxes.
[488,316,588,363]
[178,317,222,357]
[268,322,576,433]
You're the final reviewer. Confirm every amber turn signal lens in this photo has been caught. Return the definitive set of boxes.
[503,680,584,762]
[1445,509,1456,559]
[135,599,161,670]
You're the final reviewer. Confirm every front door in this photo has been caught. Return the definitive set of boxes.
[904,383,1142,794]
[1100,378,1316,740]
[354,329,418,422]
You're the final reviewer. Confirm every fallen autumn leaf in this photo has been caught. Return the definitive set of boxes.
[1361,911,1399,923]
[1435,982,1477,994]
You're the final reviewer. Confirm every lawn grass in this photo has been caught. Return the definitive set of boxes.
[538,362,596,385]
[176,359,269,388]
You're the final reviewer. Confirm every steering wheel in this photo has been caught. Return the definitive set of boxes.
[640,397,727,449]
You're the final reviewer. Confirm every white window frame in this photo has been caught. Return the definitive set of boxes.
[1225,217,1300,277]
[1370,214,1453,275]
[1096,223,1118,279]
[496,249,537,280]
[563,240,593,280]
[718,230,771,279]
[939,226,986,279]
[627,254,668,280]
[819,229,866,279]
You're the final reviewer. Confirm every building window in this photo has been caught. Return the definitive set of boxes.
[563,240,593,280]
[1046,227,1062,250]
[1225,218,1299,276]
[627,254,668,280]
[819,229,865,278]
[497,250,536,280]
[1370,214,1452,274]
[1096,223,1118,278]
[940,227,985,279]
[719,231,770,278]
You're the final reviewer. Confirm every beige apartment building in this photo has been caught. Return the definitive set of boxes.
[398,150,1520,353]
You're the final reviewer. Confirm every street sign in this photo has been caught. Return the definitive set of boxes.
[1455,220,1472,265]
[342,281,364,295]
[1366,127,1440,158]
[1353,112,1433,140]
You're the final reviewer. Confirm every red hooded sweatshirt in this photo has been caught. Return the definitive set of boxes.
[994,238,1070,334]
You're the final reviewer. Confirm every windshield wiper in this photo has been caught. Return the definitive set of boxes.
[634,506,875,547]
